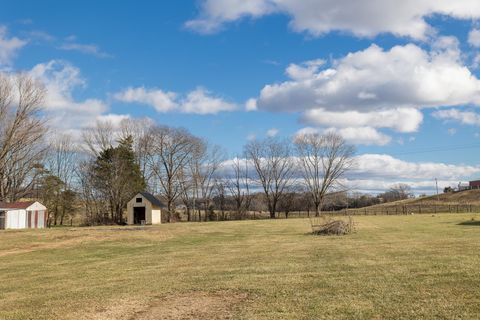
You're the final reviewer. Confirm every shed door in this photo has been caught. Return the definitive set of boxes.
[0,211,5,230]
[27,211,32,228]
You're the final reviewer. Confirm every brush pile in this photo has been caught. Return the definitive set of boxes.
[311,217,354,236]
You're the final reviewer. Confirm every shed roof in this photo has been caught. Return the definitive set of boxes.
[139,192,165,208]
[0,201,36,210]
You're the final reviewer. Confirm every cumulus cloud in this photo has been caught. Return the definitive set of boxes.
[114,86,236,114]
[468,28,480,47]
[29,60,119,138]
[245,98,258,111]
[295,127,392,146]
[346,153,480,193]
[187,0,480,39]
[301,108,423,133]
[0,26,27,67]
[352,154,479,180]
[181,88,236,114]
[114,87,178,112]
[251,42,480,144]
[257,43,480,113]
[433,109,480,126]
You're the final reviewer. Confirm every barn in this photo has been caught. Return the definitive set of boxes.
[0,201,47,230]
[470,180,480,189]
[126,192,164,225]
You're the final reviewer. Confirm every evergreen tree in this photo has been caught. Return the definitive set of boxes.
[92,135,146,224]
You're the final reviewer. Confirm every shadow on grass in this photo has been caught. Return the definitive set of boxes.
[458,220,480,226]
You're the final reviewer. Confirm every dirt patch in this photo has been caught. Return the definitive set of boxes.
[131,291,248,320]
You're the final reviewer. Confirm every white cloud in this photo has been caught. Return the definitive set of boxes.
[295,127,392,146]
[187,0,480,39]
[468,28,480,47]
[253,42,480,142]
[245,98,258,111]
[114,87,178,112]
[301,108,423,133]
[257,43,480,114]
[29,60,114,138]
[58,42,111,58]
[352,154,479,180]
[448,128,457,135]
[114,86,236,114]
[181,87,236,114]
[266,128,279,137]
[0,26,27,67]
[433,108,480,126]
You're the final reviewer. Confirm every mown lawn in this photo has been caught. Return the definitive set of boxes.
[0,214,480,319]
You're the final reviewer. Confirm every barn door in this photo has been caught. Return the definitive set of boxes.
[0,211,5,230]
[27,211,32,228]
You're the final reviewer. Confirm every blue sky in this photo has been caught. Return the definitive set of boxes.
[2,0,480,193]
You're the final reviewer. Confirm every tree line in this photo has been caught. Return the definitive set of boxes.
[1,74,360,225]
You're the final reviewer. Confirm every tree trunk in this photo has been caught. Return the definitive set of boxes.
[314,202,321,217]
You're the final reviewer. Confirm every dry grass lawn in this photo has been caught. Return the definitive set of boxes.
[1,214,480,319]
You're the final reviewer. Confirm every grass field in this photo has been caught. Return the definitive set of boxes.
[1,214,480,319]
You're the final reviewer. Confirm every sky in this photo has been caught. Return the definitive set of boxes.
[2,0,480,194]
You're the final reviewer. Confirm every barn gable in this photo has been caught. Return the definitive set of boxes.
[126,193,163,225]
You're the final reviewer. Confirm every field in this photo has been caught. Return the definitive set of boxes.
[1,214,480,319]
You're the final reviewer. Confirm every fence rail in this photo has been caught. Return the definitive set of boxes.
[181,204,480,222]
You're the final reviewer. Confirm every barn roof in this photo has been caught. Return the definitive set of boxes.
[139,192,165,208]
[0,201,36,210]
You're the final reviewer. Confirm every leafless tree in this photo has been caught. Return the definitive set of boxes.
[380,183,412,202]
[82,120,116,158]
[119,118,155,189]
[244,137,295,219]
[44,133,78,225]
[191,141,225,221]
[0,74,47,202]
[277,189,297,219]
[225,157,251,219]
[147,126,201,222]
[295,132,355,216]
[213,178,227,220]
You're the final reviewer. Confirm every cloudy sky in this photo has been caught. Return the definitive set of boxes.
[2,0,480,194]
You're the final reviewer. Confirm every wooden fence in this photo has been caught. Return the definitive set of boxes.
[182,204,480,222]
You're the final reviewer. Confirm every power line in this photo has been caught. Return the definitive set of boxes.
[387,143,480,156]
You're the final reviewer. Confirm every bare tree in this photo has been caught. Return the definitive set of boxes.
[0,74,47,202]
[277,189,297,219]
[244,137,295,219]
[191,141,224,221]
[147,126,201,222]
[225,157,251,219]
[119,118,156,189]
[380,183,412,202]
[295,132,355,216]
[44,133,78,225]
[213,178,227,220]
[82,120,116,157]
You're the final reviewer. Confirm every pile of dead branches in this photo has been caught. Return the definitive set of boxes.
[311,216,355,236]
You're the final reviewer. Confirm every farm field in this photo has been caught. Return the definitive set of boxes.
[1,214,480,319]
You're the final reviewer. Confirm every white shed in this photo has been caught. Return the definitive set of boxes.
[126,192,164,225]
[0,201,47,230]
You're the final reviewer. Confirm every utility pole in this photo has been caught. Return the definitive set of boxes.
[435,178,439,201]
